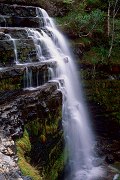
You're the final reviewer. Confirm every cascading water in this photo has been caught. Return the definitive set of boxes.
[33,8,105,180]
[4,33,18,64]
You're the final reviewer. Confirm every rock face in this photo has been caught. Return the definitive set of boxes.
[0,1,70,17]
[0,82,62,179]
[0,134,29,180]
[0,3,63,180]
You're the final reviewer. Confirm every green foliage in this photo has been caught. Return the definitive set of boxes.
[57,7,105,36]
[86,0,101,6]
[16,129,31,154]
[83,46,109,65]
[85,80,120,115]
[46,152,65,180]
[26,118,41,136]
[63,0,74,4]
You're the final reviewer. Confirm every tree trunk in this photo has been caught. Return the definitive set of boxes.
[108,15,115,59]
[108,0,120,59]
[107,1,111,37]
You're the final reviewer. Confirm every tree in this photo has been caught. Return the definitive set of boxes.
[107,0,120,58]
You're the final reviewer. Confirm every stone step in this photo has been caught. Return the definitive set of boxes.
[0,15,45,28]
[0,61,57,79]
[0,27,29,39]
[0,61,57,91]
[0,38,53,66]
[0,27,55,66]
[0,39,38,66]
[0,3,42,18]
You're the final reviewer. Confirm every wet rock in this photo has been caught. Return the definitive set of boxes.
[22,177,32,180]
[4,16,43,28]
[0,1,70,17]
[0,3,37,17]
[0,28,29,39]
[0,32,11,40]
[105,154,115,164]
[0,40,15,66]
[0,82,62,137]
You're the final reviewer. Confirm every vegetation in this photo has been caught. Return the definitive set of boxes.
[0,77,21,90]
[84,79,120,124]
[46,152,65,180]
[56,0,120,65]
[16,129,42,180]
[54,0,120,128]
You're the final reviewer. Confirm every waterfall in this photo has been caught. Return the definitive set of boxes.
[0,5,105,178]
[33,8,105,180]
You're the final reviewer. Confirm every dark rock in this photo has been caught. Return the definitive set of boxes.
[0,40,15,66]
[23,176,32,180]
[0,82,62,138]
[105,154,115,164]
[4,16,43,28]
[0,28,29,39]
[0,3,37,17]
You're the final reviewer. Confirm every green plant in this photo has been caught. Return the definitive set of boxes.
[86,0,101,5]
[63,0,74,4]
[16,129,42,180]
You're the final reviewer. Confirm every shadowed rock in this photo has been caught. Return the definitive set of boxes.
[0,3,37,17]
[0,16,45,28]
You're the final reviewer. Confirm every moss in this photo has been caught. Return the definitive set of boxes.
[26,118,41,136]
[0,77,22,91]
[113,162,120,172]
[16,129,42,180]
[45,151,65,180]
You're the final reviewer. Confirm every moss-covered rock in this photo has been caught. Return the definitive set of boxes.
[16,129,42,180]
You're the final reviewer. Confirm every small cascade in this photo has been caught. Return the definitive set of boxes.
[36,7,54,27]
[24,67,32,88]
[27,28,46,61]
[0,15,6,27]
[23,66,51,89]
[0,33,18,64]
[12,38,18,64]
[2,33,17,63]
[48,67,55,80]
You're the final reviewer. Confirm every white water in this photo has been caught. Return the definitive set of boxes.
[4,34,18,64]
[34,8,105,180]
[24,67,32,88]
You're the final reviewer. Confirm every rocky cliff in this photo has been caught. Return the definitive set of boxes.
[0,3,64,180]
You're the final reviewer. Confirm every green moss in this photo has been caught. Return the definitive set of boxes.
[113,162,120,172]
[63,0,74,4]
[0,77,22,91]
[16,102,63,179]
[16,129,42,180]
[26,118,41,136]
[45,151,65,180]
